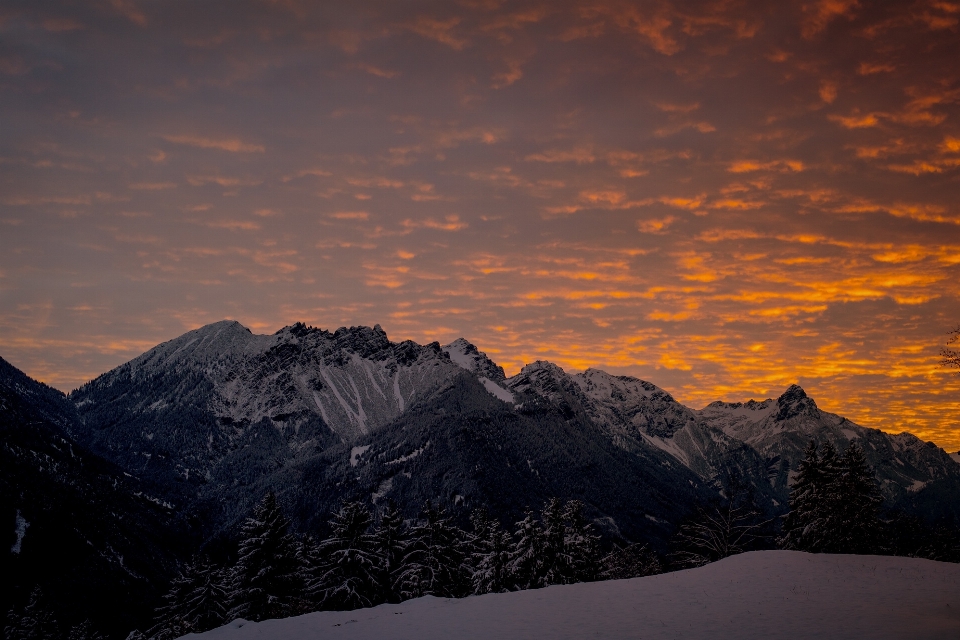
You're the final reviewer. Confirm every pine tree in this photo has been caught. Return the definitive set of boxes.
[507,508,542,590]
[470,509,513,595]
[395,501,470,600]
[4,587,59,640]
[151,556,228,637]
[780,440,883,554]
[539,498,566,587]
[227,492,303,622]
[307,501,383,611]
[67,620,105,640]
[834,443,882,554]
[780,440,824,551]
[600,543,662,580]
[374,501,407,604]
[561,500,600,583]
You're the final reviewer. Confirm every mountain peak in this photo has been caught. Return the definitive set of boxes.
[442,338,506,382]
[775,384,818,421]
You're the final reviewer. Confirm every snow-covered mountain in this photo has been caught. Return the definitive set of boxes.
[58,321,960,543]
[699,384,960,515]
[61,321,960,537]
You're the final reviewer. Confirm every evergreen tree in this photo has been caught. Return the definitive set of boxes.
[395,501,470,600]
[470,509,513,595]
[151,556,228,637]
[308,501,382,611]
[539,498,566,587]
[780,440,824,551]
[507,508,543,590]
[561,500,600,583]
[374,501,407,603]
[600,543,662,580]
[4,587,59,640]
[67,620,105,640]
[780,440,883,554]
[834,443,882,554]
[227,492,303,622]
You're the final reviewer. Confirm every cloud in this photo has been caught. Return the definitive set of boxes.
[161,135,265,153]
[406,16,467,50]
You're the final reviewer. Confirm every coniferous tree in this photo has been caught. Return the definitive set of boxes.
[600,543,662,580]
[780,440,883,554]
[507,508,543,590]
[539,498,566,587]
[67,620,105,640]
[151,556,228,637]
[396,501,470,600]
[561,500,600,583]
[308,501,382,611]
[780,440,825,551]
[374,501,407,604]
[227,492,303,622]
[470,509,513,595]
[4,587,59,640]
[834,443,882,554]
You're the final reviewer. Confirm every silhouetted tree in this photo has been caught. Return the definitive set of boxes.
[307,501,382,610]
[227,492,303,621]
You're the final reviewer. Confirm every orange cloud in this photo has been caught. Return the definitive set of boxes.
[162,135,265,153]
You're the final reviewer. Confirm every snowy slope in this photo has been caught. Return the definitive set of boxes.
[507,365,774,500]
[185,551,960,640]
[698,385,960,505]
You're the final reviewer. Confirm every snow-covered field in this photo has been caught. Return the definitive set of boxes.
[187,551,960,640]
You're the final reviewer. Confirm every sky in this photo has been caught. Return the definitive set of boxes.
[1,0,960,450]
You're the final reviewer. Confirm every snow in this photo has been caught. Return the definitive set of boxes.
[479,377,513,404]
[385,443,429,465]
[951,452,960,466]
[443,340,476,372]
[10,510,28,554]
[841,427,859,440]
[371,477,393,503]
[350,445,371,467]
[184,551,960,640]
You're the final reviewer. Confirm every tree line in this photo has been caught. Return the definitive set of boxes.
[7,439,958,640]
[142,495,659,639]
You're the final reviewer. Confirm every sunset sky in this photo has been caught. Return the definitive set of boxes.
[2,0,959,449]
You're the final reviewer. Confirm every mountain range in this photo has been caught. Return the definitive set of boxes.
[3,320,960,633]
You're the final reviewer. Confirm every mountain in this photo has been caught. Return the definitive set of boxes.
[0,356,186,637]
[66,322,716,545]
[63,321,960,542]
[699,384,960,520]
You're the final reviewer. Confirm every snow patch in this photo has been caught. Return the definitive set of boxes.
[350,445,371,467]
[444,340,476,371]
[393,370,404,413]
[371,477,393,503]
[386,442,429,465]
[841,428,859,440]
[907,479,928,493]
[479,377,514,404]
[10,510,28,554]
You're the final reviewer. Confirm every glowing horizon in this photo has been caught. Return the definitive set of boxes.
[1,1,959,449]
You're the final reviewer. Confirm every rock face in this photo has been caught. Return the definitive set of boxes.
[0,356,183,637]
[10,319,960,548]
